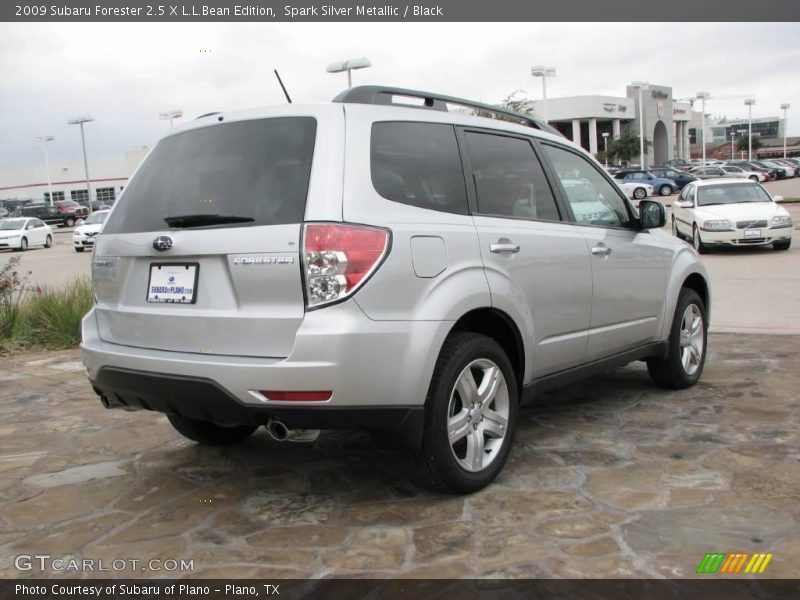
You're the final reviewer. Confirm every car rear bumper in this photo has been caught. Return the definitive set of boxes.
[81,300,449,429]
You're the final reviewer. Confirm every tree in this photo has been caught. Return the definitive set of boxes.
[474,90,538,123]
[608,133,652,164]
[737,133,763,153]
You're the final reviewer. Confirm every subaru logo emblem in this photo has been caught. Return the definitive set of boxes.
[153,236,173,252]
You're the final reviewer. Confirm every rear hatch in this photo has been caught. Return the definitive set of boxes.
[94,114,322,358]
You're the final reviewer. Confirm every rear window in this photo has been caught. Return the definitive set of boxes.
[103,117,317,234]
[371,122,468,215]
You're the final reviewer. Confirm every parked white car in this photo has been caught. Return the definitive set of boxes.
[720,165,767,182]
[0,217,54,251]
[72,210,110,252]
[614,179,654,200]
[672,179,793,252]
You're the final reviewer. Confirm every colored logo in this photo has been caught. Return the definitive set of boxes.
[168,276,175,283]
[696,552,773,574]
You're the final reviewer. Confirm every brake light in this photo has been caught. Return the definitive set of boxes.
[303,222,390,308]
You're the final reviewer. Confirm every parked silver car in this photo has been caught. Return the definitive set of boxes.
[81,86,710,493]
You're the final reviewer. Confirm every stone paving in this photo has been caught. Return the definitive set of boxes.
[0,333,798,579]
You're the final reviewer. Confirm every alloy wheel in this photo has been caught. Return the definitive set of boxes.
[679,304,704,375]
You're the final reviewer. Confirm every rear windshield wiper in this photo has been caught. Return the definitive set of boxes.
[164,213,255,228]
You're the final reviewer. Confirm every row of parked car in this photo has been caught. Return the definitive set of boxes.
[0,209,111,252]
[0,199,112,227]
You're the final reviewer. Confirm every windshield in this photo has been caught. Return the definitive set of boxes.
[103,117,317,234]
[58,200,80,207]
[84,211,109,225]
[697,183,772,206]
[0,221,24,230]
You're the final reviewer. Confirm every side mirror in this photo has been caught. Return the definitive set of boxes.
[673,200,693,209]
[773,195,784,203]
[639,200,666,229]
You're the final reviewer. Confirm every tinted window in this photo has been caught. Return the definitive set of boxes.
[104,117,317,234]
[371,122,467,214]
[542,144,632,228]
[464,132,559,220]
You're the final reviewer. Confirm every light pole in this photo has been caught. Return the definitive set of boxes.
[744,98,756,161]
[730,130,736,161]
[530,66,556,124]
[35,135,55,206]
[602,132,610,168]
[326,57,371,88]
[159,109,183,129]
[631,81,649,168]
[695,91,710,166]
[67,115,95,215]
[780,103,790,159]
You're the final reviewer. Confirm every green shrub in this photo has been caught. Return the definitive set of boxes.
[22,277,94,349]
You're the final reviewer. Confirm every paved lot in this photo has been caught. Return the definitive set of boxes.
[0,333,798,579]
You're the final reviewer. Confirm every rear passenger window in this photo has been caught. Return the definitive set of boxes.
[371,122,468,214]
[464,131,560,221]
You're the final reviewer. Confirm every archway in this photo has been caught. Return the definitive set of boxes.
[653,120,669,166]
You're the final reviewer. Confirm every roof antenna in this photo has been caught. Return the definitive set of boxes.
[274,69,292,104]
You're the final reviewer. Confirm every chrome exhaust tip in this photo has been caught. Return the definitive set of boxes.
[265,419,320,443]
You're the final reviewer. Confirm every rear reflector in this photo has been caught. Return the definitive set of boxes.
[261,390,332,402]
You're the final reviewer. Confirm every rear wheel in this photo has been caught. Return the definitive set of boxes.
[65,217,75,227]
[167,414,257,446]
[44,235,53,248]
[647,288,707,389]
[773,240,791,251]
[408,332,518,494]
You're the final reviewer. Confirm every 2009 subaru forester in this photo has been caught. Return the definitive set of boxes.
[82,86,710,494]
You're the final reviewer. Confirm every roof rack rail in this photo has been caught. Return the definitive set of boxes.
[195,111,221,120]
[333,86,564,137]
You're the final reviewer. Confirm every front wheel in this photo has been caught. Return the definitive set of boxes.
[647,288,707,389]
[749,175,759,182]
[408,332,518,494]
[633,187,647,200]
[660,184,673,196]
[19,237,28,251]
[44,235,53,248]
[671,217,682,239]
[167,414,257,446]
[692,224,709,254]
[773,240,791,251]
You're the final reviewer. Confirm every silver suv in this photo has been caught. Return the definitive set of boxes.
[81,86,710,494]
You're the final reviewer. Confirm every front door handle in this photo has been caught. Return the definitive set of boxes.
[591,246,612,257]
[490,243,520,254]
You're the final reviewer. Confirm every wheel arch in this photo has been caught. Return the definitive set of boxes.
[682,272,710,318]
[448,307,525,393]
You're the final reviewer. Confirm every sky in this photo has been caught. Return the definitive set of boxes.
[1,22,799,167]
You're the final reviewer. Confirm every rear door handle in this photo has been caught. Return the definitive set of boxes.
[591,246,612,257]
[490,243,520,254]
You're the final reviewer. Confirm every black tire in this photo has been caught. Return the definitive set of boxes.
[65,217,75,227]
[660,184,673,196]
[647,288,708,389]
[749,175,759,182]
[692,224,709,254]
[408,332,518,494]
[167,414,257,446]
[671,217,682,240]
[633,187,647,200]
[19,237,28,251]
[773,240,791,251]
[75,247,85,252]
[44,235,53,248]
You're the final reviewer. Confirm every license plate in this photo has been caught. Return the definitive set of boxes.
[147,263,199,304]
[744,229,761,238]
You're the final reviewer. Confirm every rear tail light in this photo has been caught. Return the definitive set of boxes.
[260,390,332,402]
[303,222,390,309]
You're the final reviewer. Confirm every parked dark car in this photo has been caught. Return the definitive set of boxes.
[649,167,697,190]
[613,169,678,196]
[772,159,800,177]
[660,158,693,171]
[20,204,79,227]
[54,199,89,219]
[727,161,777,181]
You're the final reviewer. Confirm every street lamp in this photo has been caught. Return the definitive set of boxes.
[602,132,610,168]
[730,130,736,161]
[631,81,649,168]
[695,91,710,166]
[530,65,556,124]
[326,57,371,88]
[67,115,94,215]
[780,103,790,159]
[744,98,756,161]
[35,135,55,206]
[159,109,183,129]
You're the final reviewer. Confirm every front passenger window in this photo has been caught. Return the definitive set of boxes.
[542,144,632,228]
